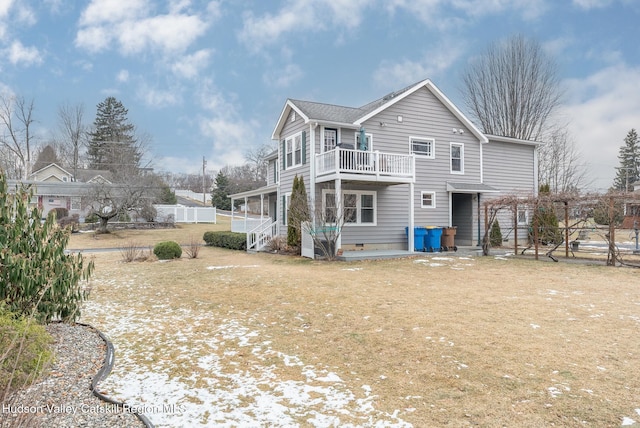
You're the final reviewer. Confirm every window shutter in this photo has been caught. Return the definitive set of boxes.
[301,131,307,165]
[281,139,286,170]
[282,195,286,225]
[273,161,277,182]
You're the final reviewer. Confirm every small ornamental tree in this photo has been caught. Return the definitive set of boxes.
[489,220,503,247]
[287,175,310,249]
[0,173,93,323]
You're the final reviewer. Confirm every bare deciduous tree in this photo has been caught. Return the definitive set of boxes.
[538,127,590,193]
[0,94,37,179]
[56,102,86,179]
[461,34,562,141]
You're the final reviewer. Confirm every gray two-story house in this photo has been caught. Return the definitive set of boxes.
[231,79,540,255]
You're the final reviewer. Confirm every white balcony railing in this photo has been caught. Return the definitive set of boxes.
[316,148,414,180]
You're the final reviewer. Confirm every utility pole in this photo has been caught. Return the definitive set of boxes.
[202,156,207,206]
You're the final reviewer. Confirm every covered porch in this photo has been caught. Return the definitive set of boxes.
[229,185,278,251]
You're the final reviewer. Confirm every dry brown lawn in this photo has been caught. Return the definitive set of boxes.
[76,224,640,427]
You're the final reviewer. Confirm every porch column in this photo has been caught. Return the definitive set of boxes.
[336,178,342,254]
[244,196,248,232]
[408,182,414,252]
[260,194,265,220]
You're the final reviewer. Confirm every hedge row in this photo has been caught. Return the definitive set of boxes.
[203,231,246,251]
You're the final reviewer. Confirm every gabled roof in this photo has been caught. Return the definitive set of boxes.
[29,163,72,180]
[271,79,488,143]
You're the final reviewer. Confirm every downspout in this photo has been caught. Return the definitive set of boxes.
[533,145,539,195]
[310,123,318,226]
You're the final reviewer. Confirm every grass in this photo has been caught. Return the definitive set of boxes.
[75,224,640,426]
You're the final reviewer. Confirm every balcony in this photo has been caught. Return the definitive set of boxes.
[315,148,415,184]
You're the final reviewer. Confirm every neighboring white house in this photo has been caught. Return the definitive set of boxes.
[8,163,113,219]
[231,79,541,254]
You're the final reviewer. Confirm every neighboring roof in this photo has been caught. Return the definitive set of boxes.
[446,182,499,193]
[28,163,72,179]
[271,79,487,143]
[74,169,113,183]
[486,134,543,146]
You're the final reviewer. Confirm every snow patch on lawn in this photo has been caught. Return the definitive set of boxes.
[86,298,412,427]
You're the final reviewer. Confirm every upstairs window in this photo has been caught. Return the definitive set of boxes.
[450,142,464,174]
[284,132,304,169]
[411,137,435,158]
[324,128,337,152]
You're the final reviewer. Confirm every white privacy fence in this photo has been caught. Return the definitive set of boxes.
[154,205,217,223]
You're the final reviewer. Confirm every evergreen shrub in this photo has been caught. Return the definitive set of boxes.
[153,241,182,260]
[203,231,247,250]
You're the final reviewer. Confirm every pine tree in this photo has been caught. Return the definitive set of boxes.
[211,171,231,210]
[612,129,640,192]
[87,97,140,175]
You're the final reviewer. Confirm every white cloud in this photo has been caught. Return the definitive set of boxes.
[136,81,182,108]
[6,40,42,66]
[0,0,14,18]
[76,0,211,57]
[171,49,212,79]
[385,0,548,29]
[572,0,613,9]
[263,63,303,88]
[195,79,258,169]
[238,0,373,51]
[373,41,465,90]
[117,69,129,82]
[560,63,640,191]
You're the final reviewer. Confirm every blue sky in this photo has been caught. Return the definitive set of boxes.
[1,0,639,191]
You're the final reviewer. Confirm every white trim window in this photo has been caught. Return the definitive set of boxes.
[411,137,435,159]
[323,128,338,152]
[354,133,373,151]
[421,191,436,208]
[517,207,529,225]
[322,189,376,225]
[70,197,81,210]
[285,133,303,169]
[450,142,464,174]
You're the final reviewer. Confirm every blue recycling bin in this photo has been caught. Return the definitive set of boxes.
[425,227,443,252]
[405,226,427,251]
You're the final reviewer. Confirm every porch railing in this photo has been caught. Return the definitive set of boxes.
[247,219,278,252]
[316,148,414,179]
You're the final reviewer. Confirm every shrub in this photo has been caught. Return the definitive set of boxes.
[50,207,68,220]
[0,306,54,396]
[120,240,142,262]
[0,176,93,323]
[203,231,247,250]
[153,241,182,260]
[530,205,563,245]
[58,214,80,233]
[84,212,99,223]
[490,220,503,247]
[183,236,201,259]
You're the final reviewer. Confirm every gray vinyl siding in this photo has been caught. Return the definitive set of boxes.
[482,140,538,243]
[277,109,311,234]
[361,86,482,231]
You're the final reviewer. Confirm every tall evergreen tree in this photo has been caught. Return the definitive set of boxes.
[211,171,231,210]
[612,129,640,192]
[287,175,310,249]
[87,97,140,175]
